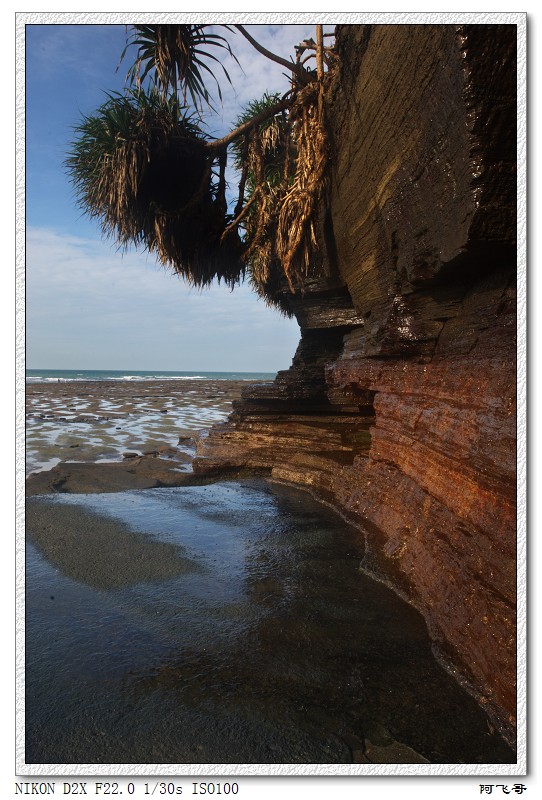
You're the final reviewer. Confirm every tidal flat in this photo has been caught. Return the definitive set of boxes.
[26,378,245,475]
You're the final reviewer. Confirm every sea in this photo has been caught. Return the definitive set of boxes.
[26,368,276,383]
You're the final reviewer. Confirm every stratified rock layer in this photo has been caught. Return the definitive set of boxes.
[195,24,517,746]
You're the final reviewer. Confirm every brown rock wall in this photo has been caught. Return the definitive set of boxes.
[326,352,516,733]
[328,26,471,307]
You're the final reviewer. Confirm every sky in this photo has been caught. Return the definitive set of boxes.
[24,22,333,373]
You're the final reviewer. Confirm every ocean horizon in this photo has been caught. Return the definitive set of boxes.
[26,368,277,383]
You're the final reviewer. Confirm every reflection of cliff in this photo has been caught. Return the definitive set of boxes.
[194,24,517,746]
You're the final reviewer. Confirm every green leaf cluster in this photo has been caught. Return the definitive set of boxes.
[66,88,244,288]
[119,24,238,111]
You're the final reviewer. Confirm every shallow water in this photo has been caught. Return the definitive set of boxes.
[26,480,515,765]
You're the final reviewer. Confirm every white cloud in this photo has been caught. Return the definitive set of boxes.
[26,226,300,372]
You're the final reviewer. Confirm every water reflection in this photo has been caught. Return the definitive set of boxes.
[26,480,515,764]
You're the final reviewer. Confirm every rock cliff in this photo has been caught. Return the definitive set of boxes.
[194,24,517,746]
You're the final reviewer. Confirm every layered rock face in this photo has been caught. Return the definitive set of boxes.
[195,24,517,744]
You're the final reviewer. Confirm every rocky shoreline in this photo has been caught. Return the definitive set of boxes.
[25,369,518,762]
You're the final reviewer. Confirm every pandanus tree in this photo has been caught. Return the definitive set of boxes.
[66,24,335,310]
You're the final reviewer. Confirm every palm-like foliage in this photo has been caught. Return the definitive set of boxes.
[226,85,328,308]
[119,24,238,110]
[66,89,244,287]
[276,81,329,289]
[67,26,335,305]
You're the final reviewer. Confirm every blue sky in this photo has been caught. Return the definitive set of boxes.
[25,22,334,373]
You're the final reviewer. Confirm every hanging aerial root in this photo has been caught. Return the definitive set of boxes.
[276,82,328,291]
[220,78,331,304]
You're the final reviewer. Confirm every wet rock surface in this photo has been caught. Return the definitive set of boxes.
[26,454,199,495]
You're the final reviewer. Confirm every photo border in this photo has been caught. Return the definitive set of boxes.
[15,9,527,778]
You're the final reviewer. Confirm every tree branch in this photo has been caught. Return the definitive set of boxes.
[221,185,261,243]
[234,24,312,85]
[316,25,324,80]
[206,96,291,151]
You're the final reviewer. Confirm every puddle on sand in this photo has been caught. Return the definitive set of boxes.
[25,480,516,765]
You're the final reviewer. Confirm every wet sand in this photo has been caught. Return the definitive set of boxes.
[26,499,202,590]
